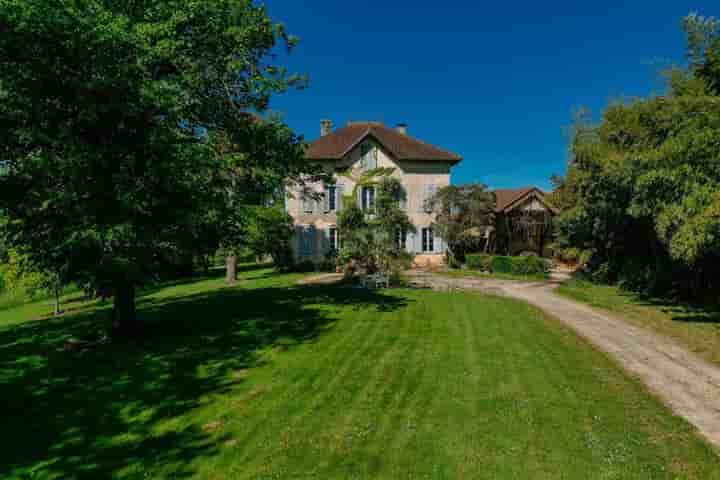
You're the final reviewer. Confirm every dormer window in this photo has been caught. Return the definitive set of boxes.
[359,141,377,171]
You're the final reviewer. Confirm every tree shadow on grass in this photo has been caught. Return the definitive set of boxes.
[0,282,408,479]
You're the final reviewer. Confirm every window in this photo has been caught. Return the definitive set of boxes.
[300,226,314,255]
[361,186,375,211]
[329,226,339,251]
[396,229,407,250]
[360,142,377,170]
[422,227,434,253]
[396,186,407,210]
[302,195,314,214]
[327,185,337,211]
[423,184,437,213]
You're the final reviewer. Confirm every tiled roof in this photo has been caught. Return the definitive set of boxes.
[305,122,462,163]
[492,187,545,213]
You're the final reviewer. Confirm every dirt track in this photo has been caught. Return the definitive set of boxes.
[406,270,720,450]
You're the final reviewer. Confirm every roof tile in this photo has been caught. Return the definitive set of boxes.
[305,122,461,163]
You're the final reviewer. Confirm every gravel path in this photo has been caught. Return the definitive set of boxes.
[407,270,720,450]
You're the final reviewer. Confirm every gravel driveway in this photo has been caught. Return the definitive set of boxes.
[407,270,720,450]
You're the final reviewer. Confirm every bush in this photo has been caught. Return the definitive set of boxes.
[293,260,316,273]
[511,254,547,276]
[466,254,492,271]
[491,256,513,274]
[447,256,462,269]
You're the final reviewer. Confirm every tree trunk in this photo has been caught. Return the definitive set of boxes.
[53,286,62,316]
[226,254,237,284]
[112,283,138,336]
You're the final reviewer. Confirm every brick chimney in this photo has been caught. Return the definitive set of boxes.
[396,123,408,135]
[320,119,333,137]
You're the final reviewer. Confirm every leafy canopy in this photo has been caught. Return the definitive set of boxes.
[554,13,720,299]
[0,0,304,330]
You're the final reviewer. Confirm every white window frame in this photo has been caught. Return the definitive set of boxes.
[327,185,337,211]
[302,195,314,214]
[361,186,375,211]
[329,226,340,251]
[421,227,434,253]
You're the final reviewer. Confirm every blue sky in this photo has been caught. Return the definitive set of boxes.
[262,1,715,190]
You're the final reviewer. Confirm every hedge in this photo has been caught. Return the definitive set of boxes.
[465,254,547,277]
[466,254,492,271]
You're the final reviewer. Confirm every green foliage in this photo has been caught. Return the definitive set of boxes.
[243,205,295,270]
[553,14,720,301]
[1,249,47,298]
[427,183,495,263]
[466,254,492,271]
[0,0,305,331]
[490,256,513,274]
[511,255,547,276]
[466,254,546,276]
[337,176,415,277]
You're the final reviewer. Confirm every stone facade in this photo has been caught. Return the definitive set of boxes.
[287,132,457,266]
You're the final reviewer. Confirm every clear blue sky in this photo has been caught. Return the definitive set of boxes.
[262,1,715,190]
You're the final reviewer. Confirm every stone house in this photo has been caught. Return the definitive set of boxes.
[286,120,462,266]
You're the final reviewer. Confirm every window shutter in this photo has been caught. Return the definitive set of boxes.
[399,186,407,210]
[308,225,317,256]
[418,185,426,212]
[406,232,415,253]
[370,148,377,169]
[323,187,330,212]
[322,227,330,253]
[299,226,309,255]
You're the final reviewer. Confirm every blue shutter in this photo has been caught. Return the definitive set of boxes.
[322,227,330,254]
[309,226,317,257]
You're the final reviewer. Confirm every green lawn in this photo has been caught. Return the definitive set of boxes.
[1,266,718,479]
[558,278,720,367]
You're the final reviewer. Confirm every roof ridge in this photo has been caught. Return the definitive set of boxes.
[371,124,461,160]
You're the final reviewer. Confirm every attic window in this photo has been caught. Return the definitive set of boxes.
[359,142,377,170]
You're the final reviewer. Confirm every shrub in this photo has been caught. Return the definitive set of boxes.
[293,260,316,273]
[491,256,513,274]
[447,256,462,269]
[511,255,547,276]
[316,257,337,273]
[466,254,492,271]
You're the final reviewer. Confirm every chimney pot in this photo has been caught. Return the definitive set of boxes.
[396,123,408,135]
[320,119,333,137]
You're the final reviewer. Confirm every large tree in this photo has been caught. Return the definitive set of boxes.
[0,0,303,334]
[212,115,319,283]
[427,184,496,263]
[553,13,720,300]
